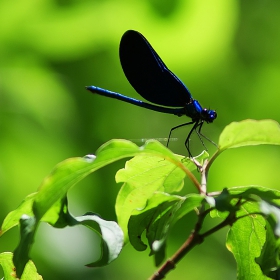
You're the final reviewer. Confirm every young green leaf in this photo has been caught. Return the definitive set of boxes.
[11,139,196,277]
[33,139,200,221]
[218,119,280,151]
[115,152,207,241]
[0,252,16,280]
[0,252,42,280]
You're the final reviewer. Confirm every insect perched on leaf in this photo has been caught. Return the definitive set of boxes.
[86,30,217,156]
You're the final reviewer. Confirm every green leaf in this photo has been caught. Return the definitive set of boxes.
[128,192,183,251]
[9,139,195,277]
[0,252,42,280]
[210,186,280,224]
[213,186,280,278]
[260,201,280,237]
[227,186,280,202]
[41,197,70,228]
[0,252,16,280]
[226,202,269,280]
[0,195,69,236]
[6,139,205,276]
[218,119,280,152]
[153,240,166,267]
[210,188,239,213]
[115,152,207,241]
[33,140,137,220]
[13,215,37,278]
[211,186,280,214]
[0,193,37,235]
[171,194,205,223]
[128,193,204,265]
[256,217,280,279]
[33,139,200,221]
[13,202,124,276]
[117,154,185,193]
[66,212,124,267]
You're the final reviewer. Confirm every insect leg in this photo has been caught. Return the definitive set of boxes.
[184,121,200,157]
[196,122,218,148]
[167,121,195,148]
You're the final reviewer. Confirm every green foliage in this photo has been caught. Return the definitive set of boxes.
[0,252,42,280]
[1,0,280,279]
[0,119,280,279]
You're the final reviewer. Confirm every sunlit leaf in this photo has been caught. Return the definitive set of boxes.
[226,202,268,280]
[10,139,196,277]
[116,152,207,241]
[0,252,17,280]
[218,119,280,151]
[33,139,198,221]
[0,252,42,280]
[0,193,36,235]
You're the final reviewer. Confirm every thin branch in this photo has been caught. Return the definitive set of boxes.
[200,159,208,194]
[149,155,246,279]
[149,210,237,280]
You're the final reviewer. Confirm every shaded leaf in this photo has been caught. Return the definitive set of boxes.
[227,186,280,202]
[210,188,238,212]
[13,206,123,277]
[210,186,280,215]
[260,201,280,237]
[13,215,37,278]
[128,192,204,265]
[256,217,280,279]
[66,212,124,267]
[128,192,182,252]
[171,194,205,223]
[153,240,166,267]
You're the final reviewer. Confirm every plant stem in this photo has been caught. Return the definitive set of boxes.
[149,211,236,280]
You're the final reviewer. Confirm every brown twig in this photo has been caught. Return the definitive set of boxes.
[149,210,236,280]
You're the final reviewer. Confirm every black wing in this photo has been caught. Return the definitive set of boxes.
[119,30,192,107]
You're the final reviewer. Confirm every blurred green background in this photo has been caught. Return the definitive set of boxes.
[1,0,280,279]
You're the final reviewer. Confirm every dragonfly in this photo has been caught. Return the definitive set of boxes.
[86,30,217,156]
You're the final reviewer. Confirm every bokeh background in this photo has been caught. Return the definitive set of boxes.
[1,0,280,279]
